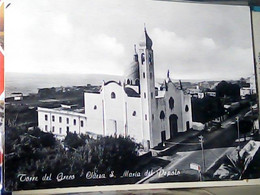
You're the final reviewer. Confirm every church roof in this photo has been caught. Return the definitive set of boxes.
[159,79,181,91]
[124,53,139,80]
[104,80,122,86]
[139,27,153,49]
[145,28,153,49]
[124,87,140,97]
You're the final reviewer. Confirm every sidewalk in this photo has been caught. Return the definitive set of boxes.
[151,129,201,156]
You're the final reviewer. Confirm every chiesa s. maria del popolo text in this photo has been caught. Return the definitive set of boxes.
[38,28,193,150]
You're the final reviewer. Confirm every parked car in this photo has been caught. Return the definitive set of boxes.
[207,121,221,132]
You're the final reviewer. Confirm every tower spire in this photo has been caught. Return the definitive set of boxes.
[166,69,172,82]
[179,80,183,90]
[133,44,138,62]
[143,25,153,50]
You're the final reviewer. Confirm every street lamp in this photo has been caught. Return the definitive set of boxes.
[236,116,241,150]
[198,135,206,174]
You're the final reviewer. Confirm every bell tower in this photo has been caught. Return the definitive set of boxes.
[138,27,156,149]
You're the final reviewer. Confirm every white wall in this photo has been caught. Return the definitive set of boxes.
[125,96,143,143]
[84,92,103,135]
[85,82,144,144]
[182,92,193,132]
[38,79,193,150]
[38,107,87,136]
[151,81,193,146]
[154,97,167,143]
[102,82,126,136]
[165,82,184,132]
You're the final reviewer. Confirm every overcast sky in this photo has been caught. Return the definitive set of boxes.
[5,0,254,80]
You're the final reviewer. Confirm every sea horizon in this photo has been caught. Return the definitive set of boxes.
[4,72,242,97]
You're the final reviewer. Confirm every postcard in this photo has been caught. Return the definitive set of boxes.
[0,0,4,192]
[4,0,260,192]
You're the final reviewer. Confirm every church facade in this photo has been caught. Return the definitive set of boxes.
[38,28,193,149]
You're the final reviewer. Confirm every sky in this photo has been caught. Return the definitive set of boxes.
[5,0,254,80]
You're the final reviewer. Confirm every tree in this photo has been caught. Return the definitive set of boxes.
[216,81,240,100]
[192,96,225,123]
[64,132,86,149]
[5,124,141,190]
[216,81,229,98]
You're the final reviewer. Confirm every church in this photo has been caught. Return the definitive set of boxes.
[37,28,193,150]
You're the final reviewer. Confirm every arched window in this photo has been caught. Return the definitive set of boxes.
[169,97,174,110]
[132,111,136,116]
[111,92,116,99]
[141,53,145,64]
[159,111,165,120]
[148,53,153,65]
[94,105,97,110]
[143,72,145,78]
[127,79,130,84]
[81,120,84,127]
[185,105,189,112]
[135,79,140,86]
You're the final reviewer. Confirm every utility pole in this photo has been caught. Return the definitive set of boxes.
[198,135,205,175]
[236,116,242,168]
[236,116,241,150]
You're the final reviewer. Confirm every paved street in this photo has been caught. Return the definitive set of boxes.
[144,147,235,183]
[142,108,254,183]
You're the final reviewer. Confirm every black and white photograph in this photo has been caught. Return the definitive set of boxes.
[4,0,260,191]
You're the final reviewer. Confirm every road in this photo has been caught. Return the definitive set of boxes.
[144,147,235,183]
[143,108,252,183]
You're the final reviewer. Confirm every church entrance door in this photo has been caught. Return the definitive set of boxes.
[169,114,178,139]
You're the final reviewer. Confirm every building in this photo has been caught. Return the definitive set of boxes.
[10,92,23,101]
[38,28,193,150]
[240,75,257,99]
[187,86,203,98]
